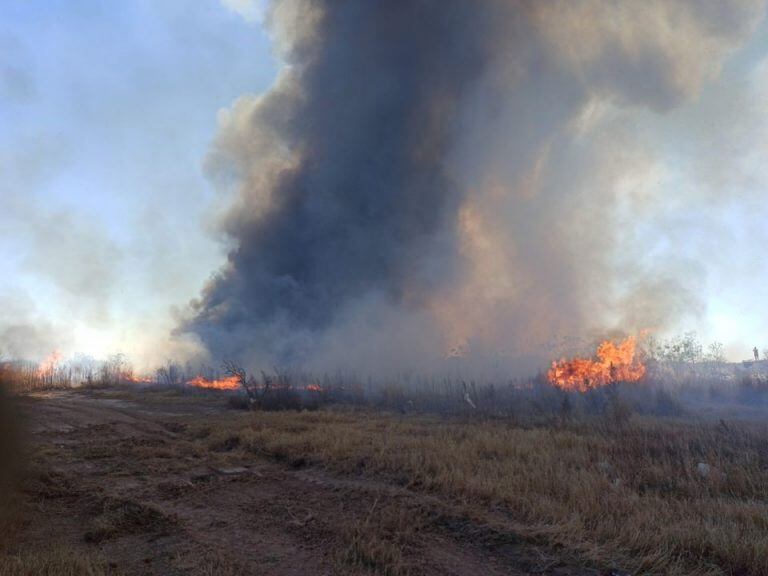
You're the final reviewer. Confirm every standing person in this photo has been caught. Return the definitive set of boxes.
[754,347,759,361]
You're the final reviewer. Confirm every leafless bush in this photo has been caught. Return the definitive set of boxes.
[222,363,306,411]
[155,362,185,386]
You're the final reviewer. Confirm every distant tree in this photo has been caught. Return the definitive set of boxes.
[661,332,702,364]
[660,337,681,363]
[100,353,130,385]
[71,354,96,386]
[156,361,183,386]
[680,332,703,364]
[706,342,726,364]
[643,335,662,362]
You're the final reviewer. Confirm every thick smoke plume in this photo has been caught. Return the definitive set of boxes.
[186,0,764,374]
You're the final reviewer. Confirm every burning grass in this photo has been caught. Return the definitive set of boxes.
[198,408,768,576]
[7,383,768,575]
[548,335,646,392]
[6,351,768,575]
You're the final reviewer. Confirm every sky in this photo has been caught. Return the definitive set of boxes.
[0,0,273,365]
[2,1,768,369]
[631,20,768,359]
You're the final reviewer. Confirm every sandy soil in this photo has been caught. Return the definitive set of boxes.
[8,389,614,575]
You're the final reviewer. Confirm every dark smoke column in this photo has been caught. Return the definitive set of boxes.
[185,1,493,363]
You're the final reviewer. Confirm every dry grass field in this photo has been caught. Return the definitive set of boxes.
[205,409,768,576]
[1,386,767,575]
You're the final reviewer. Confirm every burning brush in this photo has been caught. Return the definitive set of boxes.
[186,375,241,390]
[548,336,646,392]
[36,351,62,379]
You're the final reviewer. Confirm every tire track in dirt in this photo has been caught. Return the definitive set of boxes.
[11,390,608,576]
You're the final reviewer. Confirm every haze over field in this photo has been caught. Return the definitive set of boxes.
[3,0,768,374]
[7,7,768,574]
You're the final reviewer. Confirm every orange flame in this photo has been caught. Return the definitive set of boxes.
[186,375,241,390]
[37,351,62,377]
[548,336,645,392]
[306,383,322,392]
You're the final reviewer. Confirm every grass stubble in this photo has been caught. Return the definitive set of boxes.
[198,408,768,576]
[2,384,768,575]
[0,389,111,576]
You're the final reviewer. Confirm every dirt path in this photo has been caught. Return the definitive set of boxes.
[9,390,608,575]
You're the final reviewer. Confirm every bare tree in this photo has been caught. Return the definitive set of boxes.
[156,361,184,386]
[706,342,726,364]
[223,361,258,406]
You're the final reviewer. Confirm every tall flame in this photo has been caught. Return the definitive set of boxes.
[37,351,62,378]
[548,336,645,392]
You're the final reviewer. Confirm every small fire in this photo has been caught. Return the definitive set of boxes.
[306,383,322,392]
[548,336,645,392]
[186,375,241,390]
[37,351,62,377]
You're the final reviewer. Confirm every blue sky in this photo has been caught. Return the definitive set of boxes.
[0,0,274,363]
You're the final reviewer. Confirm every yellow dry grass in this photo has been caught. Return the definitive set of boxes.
[200,409,768,576]
[0,546,108,576]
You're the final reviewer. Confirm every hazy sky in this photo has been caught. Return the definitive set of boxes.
[2,1,768,367]
[0,0,273,364]
[633,20,768,359]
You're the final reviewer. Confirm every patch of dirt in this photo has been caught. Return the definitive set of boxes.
[7,389,607,575]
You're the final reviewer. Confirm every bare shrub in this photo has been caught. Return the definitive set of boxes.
[222,364,305,411]
[155,362,185,386]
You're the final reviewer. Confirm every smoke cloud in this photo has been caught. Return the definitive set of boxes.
[186,0,765,374]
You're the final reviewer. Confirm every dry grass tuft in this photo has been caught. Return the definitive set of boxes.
[0,546,108,576]
[336,497,424,576]
[83,497,177,544]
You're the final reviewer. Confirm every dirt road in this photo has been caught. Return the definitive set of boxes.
[7,389,607,575]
